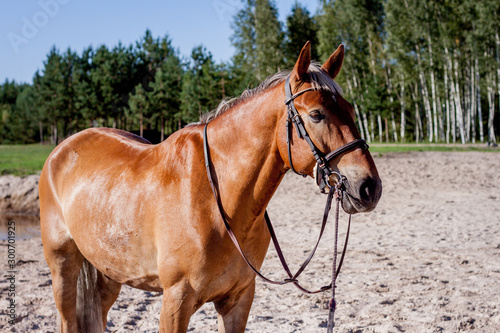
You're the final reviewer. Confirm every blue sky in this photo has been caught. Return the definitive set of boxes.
[1,0,320,84]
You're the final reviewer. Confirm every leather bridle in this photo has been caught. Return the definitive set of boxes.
[284,76,369,192]
[203,76,370,331]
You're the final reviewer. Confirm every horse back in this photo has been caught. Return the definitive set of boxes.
[39,126,206,216]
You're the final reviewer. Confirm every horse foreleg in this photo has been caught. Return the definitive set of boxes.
[159,282,199,333]
[214,281,255,333]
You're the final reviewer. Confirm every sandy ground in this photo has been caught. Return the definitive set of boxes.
[1,151,499,332]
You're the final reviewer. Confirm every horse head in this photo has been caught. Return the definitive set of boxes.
[278,42,382,214]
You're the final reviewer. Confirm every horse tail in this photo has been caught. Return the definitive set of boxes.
[76,259,103,333]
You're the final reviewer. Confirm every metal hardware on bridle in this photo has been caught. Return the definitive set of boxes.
[202,75,369,332]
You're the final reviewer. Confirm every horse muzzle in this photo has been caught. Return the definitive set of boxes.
[340,174,382,214]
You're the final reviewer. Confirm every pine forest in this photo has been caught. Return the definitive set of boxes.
[1,0,499,145]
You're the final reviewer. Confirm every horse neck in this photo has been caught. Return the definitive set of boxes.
[206,86,287,225]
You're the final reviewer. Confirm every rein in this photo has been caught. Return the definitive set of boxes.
[202,76,369,331]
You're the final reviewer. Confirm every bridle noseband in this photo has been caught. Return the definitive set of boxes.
[284,76,368,193]
[203,75,370,332]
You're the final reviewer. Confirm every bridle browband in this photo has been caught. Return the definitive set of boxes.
[203,75,370,332]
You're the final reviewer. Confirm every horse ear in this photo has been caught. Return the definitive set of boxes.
[321,44,344,79]
[290,41,311,89]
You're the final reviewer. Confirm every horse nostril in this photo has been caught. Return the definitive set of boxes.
[359,177,378,203]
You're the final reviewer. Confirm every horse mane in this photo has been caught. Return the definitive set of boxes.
[196,62,343,125]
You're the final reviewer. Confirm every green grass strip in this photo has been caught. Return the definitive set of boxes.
[0,144,55,176]
[369,143,499,154]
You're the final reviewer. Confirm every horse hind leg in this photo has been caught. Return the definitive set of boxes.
[41,213,120,332]
[42,228,84,333]
[96,267,122,330]
[46,242,122,333]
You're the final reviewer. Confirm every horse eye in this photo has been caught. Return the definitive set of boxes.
[309,111,325,123]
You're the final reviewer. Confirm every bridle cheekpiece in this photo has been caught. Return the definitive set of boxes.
[284,76,369,193]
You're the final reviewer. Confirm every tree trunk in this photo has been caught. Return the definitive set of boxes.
[160,115,165,142]
[475,56,484,142]
[53,122,58,145]
[450,92,456,143]
[487,74,497,143]
[416,45,433,142]
[362,112,371,144]
[399,83,406,142]
[470,58,476,143]
[464,64,471,143]
[427,34,438,142]
[444,63,451,143]
[39,121,43,144]
[445,47,460,143]
[437,95,444,142]
[391,112,397,142]
[384,66,398,142]
[353,102,365,141]
[369,113,375,142]
[384,118,390,142]
[496,29,500,129]
[366,36,378,80]
[412,84,423,143]
[415,102,421,143]
[377,114,383,142]
[140,112,143,137]
[453,50,465,143]
[347,77,366,141]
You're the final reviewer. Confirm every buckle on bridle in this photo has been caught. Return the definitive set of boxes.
[325,171,343,189]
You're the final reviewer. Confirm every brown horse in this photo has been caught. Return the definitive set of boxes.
[39,42,381,333]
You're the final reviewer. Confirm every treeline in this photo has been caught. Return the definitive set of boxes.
[317,0,500,144]
[0,31,236,144]
[1,0,499,144]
